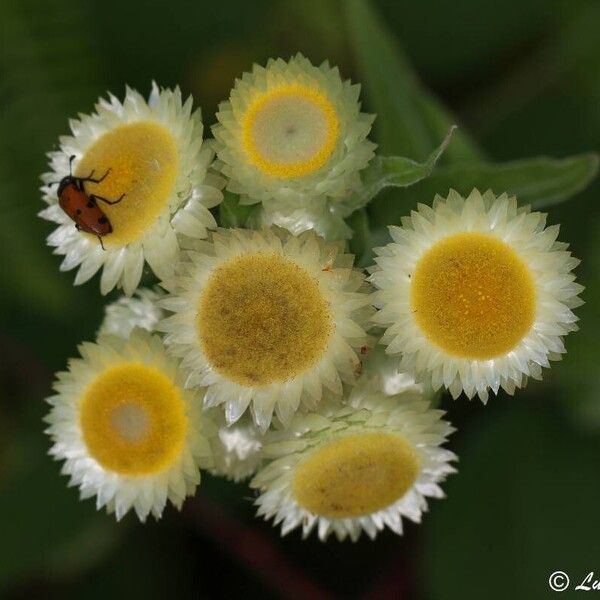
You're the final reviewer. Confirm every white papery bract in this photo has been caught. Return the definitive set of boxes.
[39,83,224,296]
[159,227,372,432]
[44,329,215,522]
[208,411,264,482]
[98,288,165,338]
[370,189,584,402]
[349,343,427,404]
[212,54,375,239]
[251,394,456,541]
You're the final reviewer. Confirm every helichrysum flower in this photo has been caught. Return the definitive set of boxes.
[251,394,456,541]
[371,189,584,402]
[208,411,264,482]
[159,227,372,431]
[39,83,224,296]
[45,329,215,521]
[98,287,165,338]
[212,54,375,237]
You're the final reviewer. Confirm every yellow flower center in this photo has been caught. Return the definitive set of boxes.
[196,252,332,386]
[292,432,420,518]
[411,232,536,359]
[80,362,188,475]
[75,121,178,246]
[241,84,339,179]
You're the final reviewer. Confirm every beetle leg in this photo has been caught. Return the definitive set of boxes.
[76,223,105,251]
[82,167,112,184]
[90,193,125,205]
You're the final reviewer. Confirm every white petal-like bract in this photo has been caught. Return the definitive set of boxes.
[40,83,224,295]
[159,227,373,431]
[370,189,583,402]
[251,393,456,541]
[45,329,215,521]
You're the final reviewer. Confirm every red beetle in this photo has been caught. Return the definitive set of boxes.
[55,155,125,250]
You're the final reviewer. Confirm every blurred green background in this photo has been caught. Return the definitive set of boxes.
[1,0,599,598]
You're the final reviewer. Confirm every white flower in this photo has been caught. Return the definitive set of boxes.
[40,83,224,296]
[45,329,215,521]
[212,54,375,238]
[98,287,165,338]
[159,227,372,431]
[208,411,264,482]
[370,189,584,402]
[251,393,456,541]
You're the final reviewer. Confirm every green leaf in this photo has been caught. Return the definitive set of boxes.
[345,0,429,158]
[354,126,455,208]
[415,94,486,164]
[430,153,599,208]
[371,152,599,228]
[345,0,485,163]
[218,191,257,228]
[421,402,600,600]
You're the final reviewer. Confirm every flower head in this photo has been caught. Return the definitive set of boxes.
[40,83,224,295]
[159,227,372,431]
[98,287,165,338]
[371,189,584,402]
[251,393,456,541]
[45,329,215,521]
[212,54,375,238]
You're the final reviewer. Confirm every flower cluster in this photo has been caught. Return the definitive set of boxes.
[40,55,582,540]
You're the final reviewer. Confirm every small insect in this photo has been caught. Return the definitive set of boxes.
[53,155,125,250]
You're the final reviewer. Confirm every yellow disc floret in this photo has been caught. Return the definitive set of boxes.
[411,232,536,359]
[241,85,339,179]
[80,362,188,475]
[292,432,420,518]
[196,252,332,386]
[76,121,178,246]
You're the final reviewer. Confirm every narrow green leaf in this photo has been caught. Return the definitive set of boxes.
[345,0,432,158]
[356,126,455,207]
[415,94,486,164]
[345,0,486,163]
[371,152,599,228]
[423,153,598,207]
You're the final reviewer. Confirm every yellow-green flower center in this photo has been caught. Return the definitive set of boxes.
[411,232,536,359]
[80,362,188,475]
[241,84,339,179]
[196,252,332,386]
[76,121,178,246]
[292,432,420,518]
